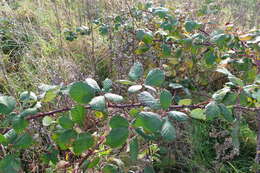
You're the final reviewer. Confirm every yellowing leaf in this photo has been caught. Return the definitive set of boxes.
[239,34,253,41]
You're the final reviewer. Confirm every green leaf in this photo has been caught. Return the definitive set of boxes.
[138,91,160,109]
[184,20,201,32]
[210,33,230,47]
[102,164,118,173]
[204,51,217,65]
[128,62,144,81]
[231,119,240,150]
[102,78,113,91]
[12,116,29,133]
[13,133,33,149]
[0,155,21,173]
[56,129,77,150]
[89,96,106,111]
[58,114,74,129]
[104,93,124,103]
[106,127,129,148]
[134,112,162,133]
[85,78,101,92]
[116,80,136,85]
[130,138,139,161]
[41,148,59,164]
[19,108,38,118]
[71,105,86,124]
[178,99,192,105]
[42,116,54,126]
[109,115,129,128]
[86,157,100,169]
[0,134,7,144]
[19,91,37,103]
[152,7,169,18]
[161,44,171,56]
[160,90,172,110]
[190,108,206,120]
[228,76,244,87]
[69,82,95,104]
[161,119,176,142]
[4,129,17,145]
[136,29,153,44]
[218,104,234,122]
[205,102,221,120]
[73,133,94,155]
[128,85,143,93]
[168,111,188,121]
[145,69,165,87]
[212,87,230,102]
[144,165,156,173]
[42,87,60,103]
[0,96,16,115]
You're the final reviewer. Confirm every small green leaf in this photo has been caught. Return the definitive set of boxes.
[231,119,240,150]
[0,96,16,115]
[190,108,206,120]
[42,116,54,126]
[0,134,7,144]
[109,115,129,128]
[168,111,188,121]
[134,112,162,133]
[204,51,217,65]
[184,20,201,32]
[205,102,221,120]
[218,104,234,122]
[128,62,144,81]
[212,87,230,102]
[178,99,192,105]
[130,138,139,161]
[19,108,38,118]
[145,69,165,87]
[116,80,136,85]
[102,78,113,91]
[71,105,86,124]
[86,157,100,169]
[4,129,17,145]
[12,116,29,133]
[0,155,21,173]
[58,114,74,129]
[69,82,95,104]
[73,133,94,155]
[138,91,160,109]
[161,119,176,142]
[85,78,101,92]
[89,96,106,111]
[102,164,118,173]
[136,29,153,44]
[56,129,77,150]
[106,127,129,148]
[228,76,244,87]
[160,90,172,110]
[19,91,37,103]
[41,148,59,164]
[42,87,60,103]
[144,165,156,173]
[128,85,143,93]
[104,93,124,103]
[13,133,33,149]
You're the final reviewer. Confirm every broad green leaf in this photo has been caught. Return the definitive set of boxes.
[19,91,37,102]
[161,44,171,56]
[41,148,59,164]
[85,78,101,92]
[144,165,156,173]
[42,116,54,126]
[136,29,153,44]
[152,7,169,18]
[4,129,17,145]
[205,102,221,120]
[71,105,86,124]
[12,116,29,133]
[102,78,113,91]
[106,127,129,148]
[0,96,16,115]
[73,133,94,155]
[134,112,162,133]
[210,33,231,47]
[228,76,244,87]
[42,87,60,103]
[145,69,165,87]
[116,80,136,85]
[178,99,192,105]
[102,164,118,173]
[204,51,217,65]
[160,90,172,110]
[218,104,234,122]
[109,115,129,128]
[168,111,188,121]
[69,82,95,104]
[138,91,160,109]
[128,62,144,81]
[161,119,176,142]
[128,85,143,93]
[58,114,74,129]
[89,96,106,111]
[0,155,21,173]
[190,108,206,120]
[104,93,124,103]
[130,138,139,161]
[56,129,77,150]
[212,87,230,102]
[184,20,201,32]
[19,108,38,118]
[0,134,7,144]
[86,157,100,169]
[13,133,33,149]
